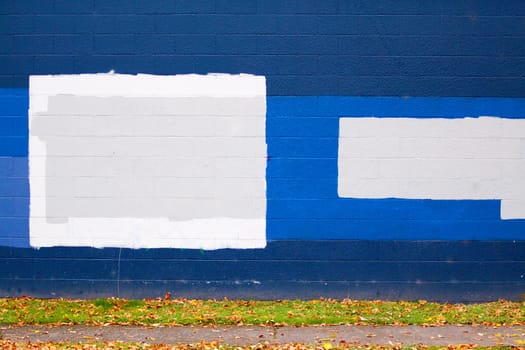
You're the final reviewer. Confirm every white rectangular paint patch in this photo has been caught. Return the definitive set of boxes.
[29,73,267,249]
[338,117,525,220]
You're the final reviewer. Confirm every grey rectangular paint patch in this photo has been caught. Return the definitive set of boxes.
[29,73,267,249]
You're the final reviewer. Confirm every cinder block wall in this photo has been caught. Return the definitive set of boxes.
[2,0,525,94]
[0,0,524,301]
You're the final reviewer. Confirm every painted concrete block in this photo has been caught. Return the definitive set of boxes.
[338,117,525,219]
[29,73,267,249]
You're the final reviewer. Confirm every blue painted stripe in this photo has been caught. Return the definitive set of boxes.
[0,177,29,197]
[0,91,28,116]
[0,117,28,136]
[0,156,29,177]
[0,137,28,157]
[265,96,525,241]
[0,89,29,157]
[267,218,525,241]
[0,90,524,246]
[0,156,29,247]
[266,199,501,220]
[0,198,29,217]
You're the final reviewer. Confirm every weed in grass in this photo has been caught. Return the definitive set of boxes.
[93,299,115,310]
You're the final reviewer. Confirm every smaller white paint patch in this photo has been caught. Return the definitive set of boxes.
[338,117,525,219]
[29,73,267,249]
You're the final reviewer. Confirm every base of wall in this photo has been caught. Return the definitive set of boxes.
[1,240,523,302]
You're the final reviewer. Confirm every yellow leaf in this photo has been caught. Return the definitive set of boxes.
[323,342,332,350]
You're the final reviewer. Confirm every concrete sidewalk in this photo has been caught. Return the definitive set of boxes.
[2,325,525,346]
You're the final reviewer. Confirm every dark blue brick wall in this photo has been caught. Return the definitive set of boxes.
[1,241,524,301]
[1,0,524,95]
[1,0,524,301]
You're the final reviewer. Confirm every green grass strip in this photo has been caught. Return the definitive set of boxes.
[0,297,523,326]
